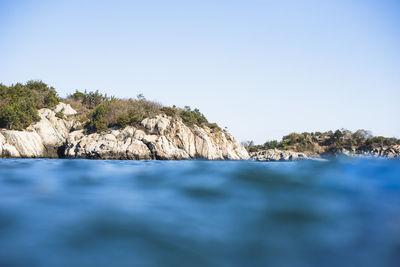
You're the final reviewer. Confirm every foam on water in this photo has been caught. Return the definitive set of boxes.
[0,159,399,267]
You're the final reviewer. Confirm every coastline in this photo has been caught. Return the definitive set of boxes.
[0,103,249,160]
[1,103,398,161]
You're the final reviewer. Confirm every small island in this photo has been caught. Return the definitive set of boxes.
[245,130,400,161]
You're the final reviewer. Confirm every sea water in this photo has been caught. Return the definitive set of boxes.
[0,158,399,267]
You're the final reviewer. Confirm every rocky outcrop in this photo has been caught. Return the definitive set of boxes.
[64,114,249,160]
[250,149,316,161]
[0,103,249,160]
[0,103,78,158]
[64,128,153,160]
[250,146,400,161]
[331,146,400,159]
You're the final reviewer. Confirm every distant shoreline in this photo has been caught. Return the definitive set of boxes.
[244,130,400,161]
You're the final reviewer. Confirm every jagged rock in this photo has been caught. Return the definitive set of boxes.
[333,146,400,159]
[144,135,189,160]
[250,149,314,161]
[1,131,45,158]
[65,114,249,160]
[2,143,21,158]
[140,115,248,160]
[54,102,77,116]
[0,103,76,158]
[250,145,400,161]
[64,130,152,160]
[31,107,77,157]
[126,139,152,160]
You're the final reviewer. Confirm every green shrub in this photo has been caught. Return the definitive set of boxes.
[127,110,145,124]
[87,103,110,132]
[0,102,39,130]
[114,110,146,128]
[161,107,177,117]
[55,112,64,119]
[206,122,220,130]
[68,90,109,109]
[85,99,162,132]
[248,145,263,152]
[1,81,219,134]
[0,81,58,130]
[180,106,207,125]
[44,91,59,108]
[264,140,279,149]
[69,90,86,102]
[116,115,131,128]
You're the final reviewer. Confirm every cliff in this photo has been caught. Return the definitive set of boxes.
[0,103,249,160]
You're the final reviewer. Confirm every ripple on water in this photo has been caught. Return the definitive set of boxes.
[0,158,399,267]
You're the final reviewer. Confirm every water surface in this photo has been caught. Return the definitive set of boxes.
[0,159,399,267]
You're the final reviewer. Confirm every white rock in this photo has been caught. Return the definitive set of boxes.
[0,102,77,158]
[54,102,77,116]
[0,133,4,156]
[2,143,21,158]
[0,133,5,145]
[126,140,152,160]
[104,134,116,142]
[133,130,146,140]
[250,149,311,162]
[2,131,45,157]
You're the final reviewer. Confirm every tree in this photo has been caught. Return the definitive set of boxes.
[87,103,110,132]
[352,129,372,145]
[241,140,254,149]
[137,93,146,101]
[0,81,56,130]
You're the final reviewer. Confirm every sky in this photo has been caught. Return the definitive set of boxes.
[0,0,399,144]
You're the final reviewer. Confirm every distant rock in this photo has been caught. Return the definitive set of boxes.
[250,146,400,161]
[250,149,315,161]
[332,146,400,158]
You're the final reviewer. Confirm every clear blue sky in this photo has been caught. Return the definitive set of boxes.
[1,0,399,143]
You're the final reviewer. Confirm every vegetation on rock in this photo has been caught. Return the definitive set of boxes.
[66,90,221,133]
[0,81,220,133]
[179,106,221,130]
[247,129,400,154]
[0,81,59,130]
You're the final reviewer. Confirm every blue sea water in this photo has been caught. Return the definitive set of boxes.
[0,159,399,267]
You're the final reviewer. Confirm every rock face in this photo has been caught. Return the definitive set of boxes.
[64,114,249,160]
[0,103,249,160]
[0,103,78,158]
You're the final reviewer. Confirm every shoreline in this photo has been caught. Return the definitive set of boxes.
[0,103,249,161]
[0,152,397,161]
